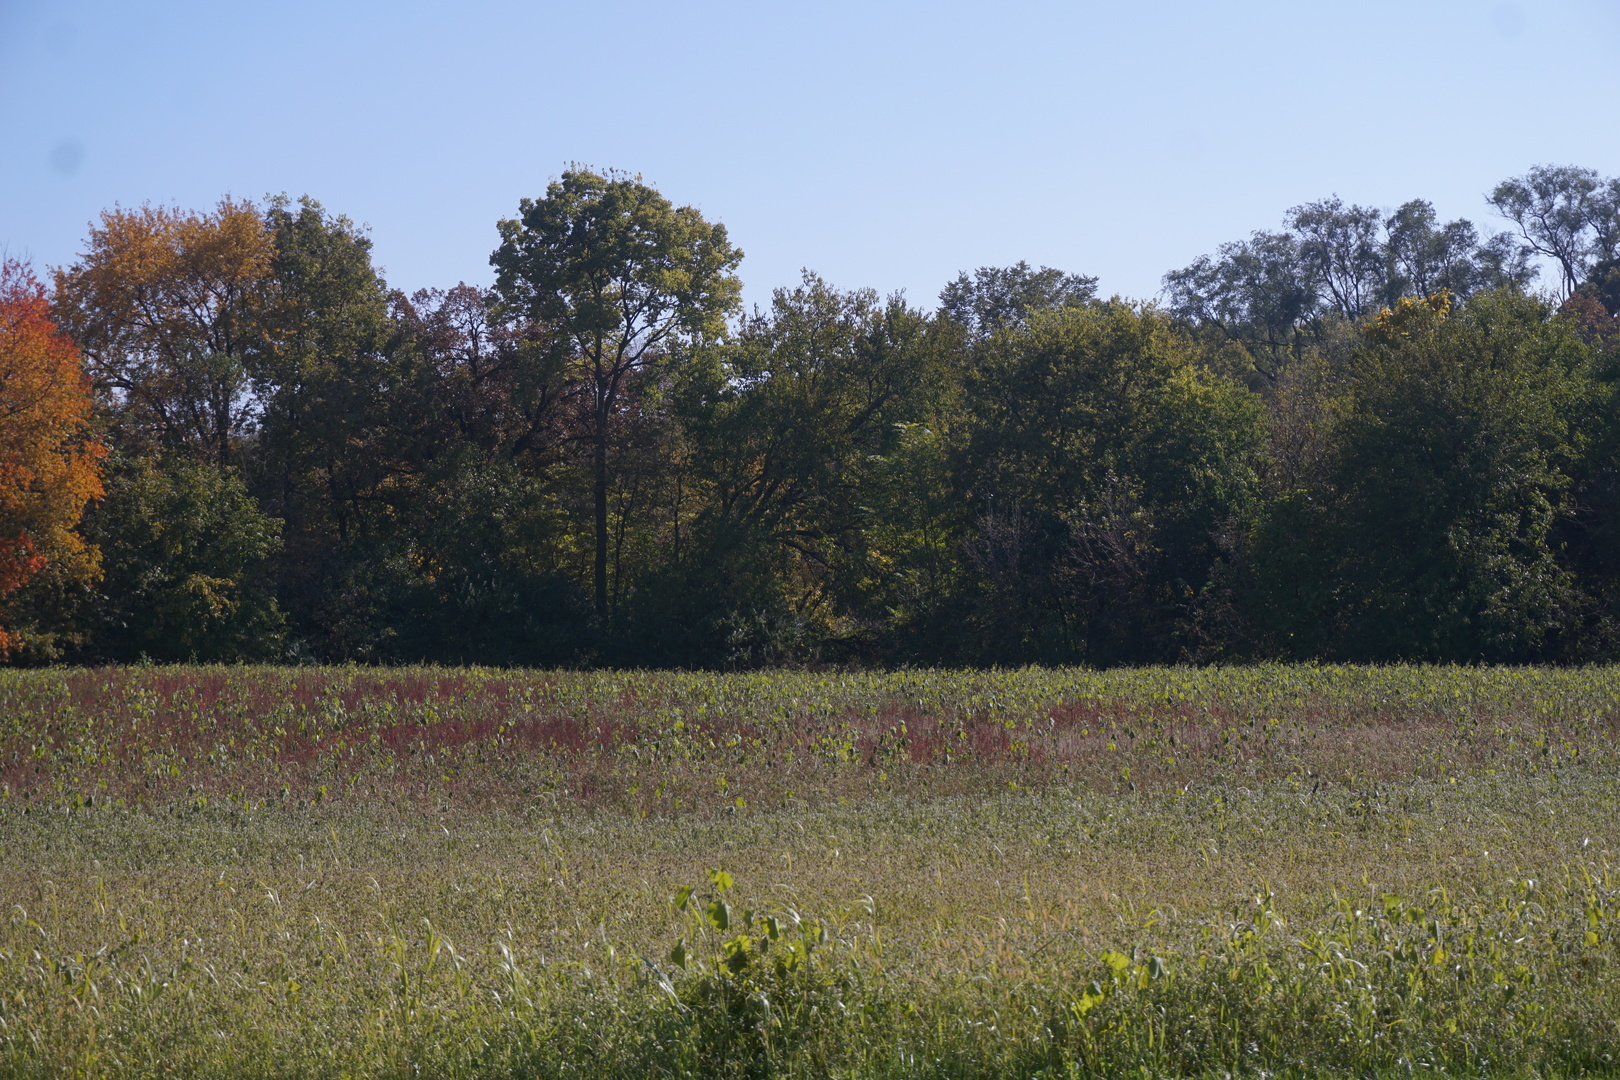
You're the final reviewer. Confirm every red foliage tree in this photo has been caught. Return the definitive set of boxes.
[0,259,104,653]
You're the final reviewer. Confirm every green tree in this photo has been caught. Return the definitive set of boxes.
[245,196,421,653]
[491,169,743,617]
[630,274,951,665]
[1325,290,1597,660]
[86,455,284,661]
[1164,197,1534,382]
[938,261,1096,340]
[1488,165,1620,298]
[959,301,1263,663]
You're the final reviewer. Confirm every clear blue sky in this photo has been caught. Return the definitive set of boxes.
[3,0,1618,310]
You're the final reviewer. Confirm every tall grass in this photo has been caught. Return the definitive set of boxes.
[1,666,1618,1077]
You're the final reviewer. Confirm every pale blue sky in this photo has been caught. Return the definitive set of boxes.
[3,0,1618,309]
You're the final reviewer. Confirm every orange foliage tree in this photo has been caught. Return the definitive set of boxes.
[52,198,272,464]
[0,259,105,653]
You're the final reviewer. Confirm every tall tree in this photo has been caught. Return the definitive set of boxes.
[1165,195,1534,376]
[1381,199,1527,305]
[1287,197,1386,321]
[959,302,1263,663]
[1489,165,1620,298]
[490,169,743,617]
[1325,290,1596,660]
[938,261,1097,340]
[0,260,105,655]
[244,196,412,653]
[640,273,951,664]
[53,199,272,464]
[1162,229,1320,371]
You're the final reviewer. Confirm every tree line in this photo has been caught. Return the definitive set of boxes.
[2,164,1619,667]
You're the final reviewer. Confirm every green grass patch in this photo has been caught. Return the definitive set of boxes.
[1,665,1619,1077]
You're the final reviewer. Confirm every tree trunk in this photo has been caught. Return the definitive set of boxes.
[594,417,609,618]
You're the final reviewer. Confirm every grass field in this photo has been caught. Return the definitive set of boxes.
[2,665,1619,1078]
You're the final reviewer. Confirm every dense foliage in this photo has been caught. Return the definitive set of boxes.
[0,260,103,655]
[11,165,1620,665]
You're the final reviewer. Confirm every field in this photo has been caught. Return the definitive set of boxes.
[2,665,1619,1078]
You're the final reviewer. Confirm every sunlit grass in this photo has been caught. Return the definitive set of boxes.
[2,666,1618,1077]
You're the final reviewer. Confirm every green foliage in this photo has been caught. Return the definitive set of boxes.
[2,665,1620,1077]
[34,166,1620,668]
[1163,196,1537,380]
[958,301,1264,663]
[492,169,744,618]
[1324,290,1597,660]
[651,869,842,1079]
[85,456,284,661]
[938,260,1098,340]
[629,273,955,665]
[246,195,417,651]
[384,454,594,665]
[1489,164,1620,298]
[491,168,743,348]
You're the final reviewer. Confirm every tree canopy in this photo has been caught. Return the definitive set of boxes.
[491,169,743,617]
[0,260,104,655]
[17,163,1620,666]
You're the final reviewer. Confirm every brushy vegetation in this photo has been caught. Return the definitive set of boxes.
[3,665,1620,1077]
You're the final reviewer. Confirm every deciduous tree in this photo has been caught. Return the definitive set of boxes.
[640,273,951,664]
[1489,165,1620,298]
[491,169,742,617]
[0,259,104,654]
[938,261,1096,340]
[53,199,273,464]
[1327,290,1596,660]
[87,455,283,661]
[960,302,1263,663]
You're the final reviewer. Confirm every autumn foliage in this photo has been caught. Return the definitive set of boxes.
[51,199,272,464]
[0,260,104,652]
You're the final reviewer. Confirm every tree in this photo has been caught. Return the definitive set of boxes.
[1164,195,1534,377]
[1288,197,1386,321]
[635,273,952,664]
[959,302,1263,663]
[235,195,422,654]
[1162,228,1320,372]
[0,260,105,654]
[1381,199,1532,303]
[490,169,743,617]
[53,199,273,464]
[938,261,1097,340]
[1582,258,1620,319]
[1325,290,1596,660]
[1488,165,1620,298]
[86,455,283,661]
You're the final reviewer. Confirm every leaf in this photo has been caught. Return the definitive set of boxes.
[708,868,734,893]
[673,885,694,912]
[669,938,687,969]
[706,899,730,932]
[724,934,752,973]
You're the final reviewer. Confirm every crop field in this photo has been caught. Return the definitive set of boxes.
[2,666,1620,1078]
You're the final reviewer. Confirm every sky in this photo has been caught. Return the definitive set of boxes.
[2,0,1618,311]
